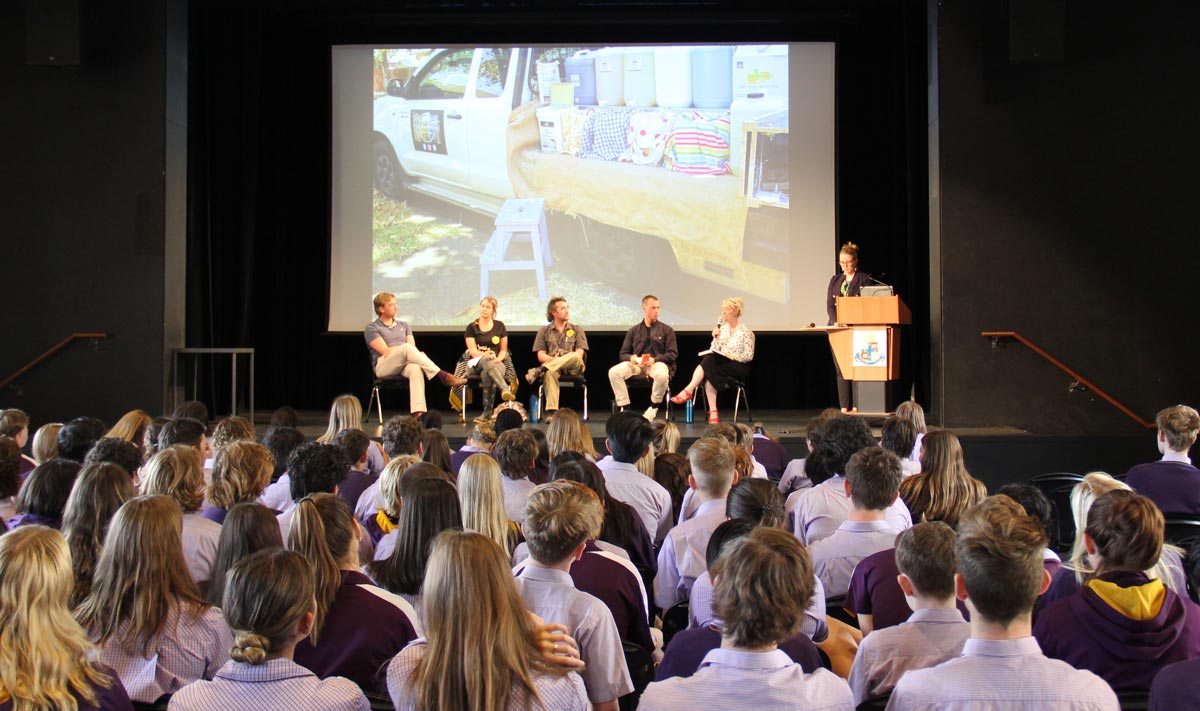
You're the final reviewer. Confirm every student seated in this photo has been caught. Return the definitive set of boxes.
[330,429,376,513]
[386,530,589,711]
[76,495,233,704]
[169,548,369,710]
[847,522,969,705]
[810,446,904,598]
[515,481,633,711]
[7,458,80,529]
[1034,490,1200,691]
[661,519,825,681]
[201,441,273,525]
[1149,656,1200,711]
[0,526,134,711]
[1125,404,1200,515]
[495,429,539,524]
[258,426,306,513]
[205,502,284,607]
[887,496,1119,711]
[62,462,137,607]
[366,475,462,610]
[638,527,854,710]
[140,445,222,585]
[655,437,735,610]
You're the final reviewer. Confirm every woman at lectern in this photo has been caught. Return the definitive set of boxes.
[827,243,869,413]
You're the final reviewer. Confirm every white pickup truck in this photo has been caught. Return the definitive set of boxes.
[372,46,788,300]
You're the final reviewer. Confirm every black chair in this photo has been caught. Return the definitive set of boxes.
[611,372,672,420]
[367,376,410,423]
[1163,515,1200,547]
[131,695,171,711]
[365,691,394,711]
[824,594,858,629]
[661,599,689,649]
[619,640,656,711]
[857,694,892,711]
[535,372,588,421]
[1027,472,1085,553]
[691,377,752,423]
[452,371,484,423]
[1117,690,1150,710]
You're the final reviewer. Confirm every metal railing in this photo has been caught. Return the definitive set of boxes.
[1,333,109,391]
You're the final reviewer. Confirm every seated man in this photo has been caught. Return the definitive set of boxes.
[887,496,1118,711]
[810,446,904,598]
[655,437,734,610]
[847,521,969,705]
[516,480,633,711]
[527,296,588,415]
[364,291,466,416]
[608,294,677,421]
[1125,404,1200,515]
[639,527,853,710]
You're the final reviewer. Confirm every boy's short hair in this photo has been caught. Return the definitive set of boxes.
[712,527,813,648]
[705,517,757,570]
[493,429,537,480]
[895,521,957,600]
[880,416,918,459]
[84,437,142,478]
[1157,405,1200,452]
[606,411,654,463]
[995,483,1053,542]
[686,437,735,496]
[955,495,1048,625]
[522,480,602,565]
[331,428,371,467]
[844,446,902,510]
[381,415,423,457]
[158,417,207,450]
[287,443,349,502]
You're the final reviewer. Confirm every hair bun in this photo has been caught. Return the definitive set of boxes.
[230,632,271,665]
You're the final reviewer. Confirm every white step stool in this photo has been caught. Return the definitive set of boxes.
[480,198,552,302]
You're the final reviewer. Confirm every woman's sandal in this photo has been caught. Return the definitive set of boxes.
[707,410,719,424]
[669,389,693,405]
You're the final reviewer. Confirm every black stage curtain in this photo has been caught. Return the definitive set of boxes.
[186,0,928,414]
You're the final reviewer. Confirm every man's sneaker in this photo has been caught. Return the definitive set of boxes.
[500,389,516,402]
[643,406,659,421]
[525,367,545,385]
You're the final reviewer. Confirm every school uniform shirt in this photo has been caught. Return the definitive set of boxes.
[293,570,420,694]
[639,647,853,711]
[449,445,493,475]
[181,512,221,585]
[846,549,971,633]
[810,519,902,598]
[353,481,383,524]
[790,474,912,545]
[1033,570,1200,692]
[337,469,378,515]
[168,657,368,711]
[847,607,970,705]
[386,640,589,711]
[751,433,789,480]
[1148,657,1200,711]
[514,541,653,653]
[98,604,233,703]
[258,474,292,512]
[885,637,1119,711]
[654,498,727,610]
[688,570,828,642]
[1125,452,1200,516]
[0,664,132,711]
[501,475,536,524]
[512,565,634,704]
[655,626,823,681]
[596,457,674,545]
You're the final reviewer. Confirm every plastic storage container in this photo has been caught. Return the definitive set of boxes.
[622,47,656,106]
[594,47,626,106]
[536,59,561,106]
[732,44,789,101]
[729,92,787,177]
[691,45,734,109]
[654,46,693,108]
[564,50,597,106]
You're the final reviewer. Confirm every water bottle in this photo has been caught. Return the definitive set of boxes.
[685,398,694,424]
[529,393,541,423]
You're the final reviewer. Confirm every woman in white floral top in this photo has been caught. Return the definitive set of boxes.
[670,297,755,423]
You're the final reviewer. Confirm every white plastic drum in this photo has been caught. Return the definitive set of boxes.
[691,45,734,109]
[564,50,597,106]
[595,47,626,106]
[623,47,656,106]
[654,46,693,108]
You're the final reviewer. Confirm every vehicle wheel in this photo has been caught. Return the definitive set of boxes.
[373,137,406,199]
[561,217,676,283]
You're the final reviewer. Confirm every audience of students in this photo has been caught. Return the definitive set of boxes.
[330,428,375,512]
[449,422,496,474]
[315,395,388,478]
[899,430,986,528]
[366,475,462,607]
[596,411,674,545]
[258,425,306,512]
[62,462,137,607]
[202,440,273,524]
[457,452,521,555]
[204,502,284,607]
[138,445,221,585]
[420,428,454,477]
[494,428,539,524]
[1125,404,1200,516]
[83,437,143,481]
[8,458,81,530]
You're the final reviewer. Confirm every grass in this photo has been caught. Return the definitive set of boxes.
[372,190,477,263]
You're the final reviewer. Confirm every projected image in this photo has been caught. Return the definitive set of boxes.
[367,44,801,328]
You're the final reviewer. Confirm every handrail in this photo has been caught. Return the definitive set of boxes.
[0,333,109,390]
[981,331,1153,428]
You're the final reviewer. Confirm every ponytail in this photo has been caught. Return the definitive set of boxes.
[287,494,355,644]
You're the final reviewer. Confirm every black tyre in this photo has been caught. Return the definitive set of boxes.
[373,137,406,199]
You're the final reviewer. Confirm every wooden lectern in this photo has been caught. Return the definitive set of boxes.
[828,296,911,412]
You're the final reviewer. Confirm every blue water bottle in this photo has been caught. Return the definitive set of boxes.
[685,398,694,424]
[529,393,541,423]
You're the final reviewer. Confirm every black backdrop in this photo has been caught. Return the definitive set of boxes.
[185,0,929,416]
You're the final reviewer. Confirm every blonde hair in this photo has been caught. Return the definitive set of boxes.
[522,481,602,564]
[900,430,986,528]
[0,526,114,711]
[75,496,209,656]
[840,242,860,260]
[105,410,152,445]
[635,445,655,479]
[32,423,63,464]
[412,531,566,711]
[224,549,315,666]
[209,441,273,509]
[721,297,744,318]
[545,408,597,459]
[138,445,206,513]
[687,437,736,496]
[1157,405,1200,452]
[458,454,517,555]
[652,420,680,454]
[379,455,421,519]
[287,494,356,644]
[210,416,256,453]
[894,401,927,433]
[317,395,364,444]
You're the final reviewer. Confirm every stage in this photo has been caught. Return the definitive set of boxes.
[260,408,1155,493]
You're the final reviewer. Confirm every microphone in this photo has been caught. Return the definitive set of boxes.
[863,273,890,287]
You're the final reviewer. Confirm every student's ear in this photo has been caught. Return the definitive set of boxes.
[688,474,698,491]
[1038,566,1052,596]
[352,518,364,542]
[1082,532,1098,558]
[605,438,614,455]
[641,445,651,460]
[572,541,587,562]
[296,604,316,641]
[954,573,969,603]
[843,479,852,498]
[896,573,916,598]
